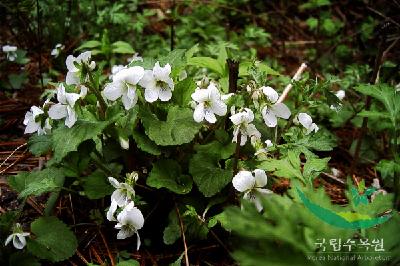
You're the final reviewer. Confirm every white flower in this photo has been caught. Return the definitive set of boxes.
[296,113,319,135]
[191,82,227,123]
[139,61,174,102]
[4,223,30,249]
[2,45,18,61]
[335,90,345,101]
[103,66,144,110]
[232,169,273,212]
[48,84,83,128]
[106,177,135,221]
[51,44,64,57]
[23,106,51,135]
[330,90,346,110]
[230,108,261,146]
[371,178,388,202]
[260,86,291,127]
[65,51,96,85]
[115,202,144,250]
[127,53,143,63]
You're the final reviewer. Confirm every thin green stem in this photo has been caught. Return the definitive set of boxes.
[83,64,107,118]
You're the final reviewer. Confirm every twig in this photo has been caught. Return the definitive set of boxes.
[0,143,27,171]
[75,250,90,265]
[99,229,115,266]
[233,133,241,175]
[174,202,189,266]
[277,63,307,103]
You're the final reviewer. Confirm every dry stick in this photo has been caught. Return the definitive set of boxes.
[174,202,189,266]
[0,143,27,174]
[277,63,307,104]
[99,229,115,266]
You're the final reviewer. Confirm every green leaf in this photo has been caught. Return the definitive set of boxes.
[172,78,196,107]
[355,84,399,124]
[28,134,52,156]
[27,216,78,262]
[189,148,233,197]
[147,159,192,194]
[258,154,304,183]
[112,41,135,54]
[8,72,28,89]
[9,253,41,266]
[302,157,330,181]
[117,259,140,266]
[131,130,161,155]
[82,170,114,199]
[76,40,102,51]
[187,57,224,76]
[8,168,65,197]
[52,119,109,163]
[357,110,391,119]
[163,210,181,245]
[140,106,201,146]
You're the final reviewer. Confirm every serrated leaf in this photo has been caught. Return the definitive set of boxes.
[258,156,304,183]
[52,119,109,162]
[302,157,330,181]
[147,159,192,194]
[131,130,161,155]
[140,106,201,146]
[8,168,65,197]
[189,152,233,197]
[82,170,114,199]
[27,216,78,262]
[28,134,52,156]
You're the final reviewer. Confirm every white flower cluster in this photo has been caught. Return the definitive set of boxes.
[107,175,144,250]
[23,51,176,136]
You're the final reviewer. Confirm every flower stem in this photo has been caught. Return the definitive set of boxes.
[83,64,107,119]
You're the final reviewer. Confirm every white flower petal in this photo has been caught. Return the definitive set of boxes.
[158,88,172,102]
[271,103,291,119]
[153,62,171,82]
[108,177,120,188]
[13,234,27,249]
[114,66,144,85]
[111,190,128,207]
[65,106,77,128]
[210,100,227,116]
[123,207,144,230]
[65,92,81,107]
[144,87,159,103]
[298,113,313,129]
[121,88,137,110]
[232,171,255,192]
[66,71,80,85]
[262,107,277,127]
[116,227,134,239]
[204,109,217,123]
[48,104,67,120]
[5,234,13,246]
[107,200,118,221]
[193,103,205,122]
[104,82,124,101]
[229,113,244,125]
[66,55,77,72]
[191,89,209,103]
[261,86,279,103]
[253,169,268,188]
[139,70,156,89]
